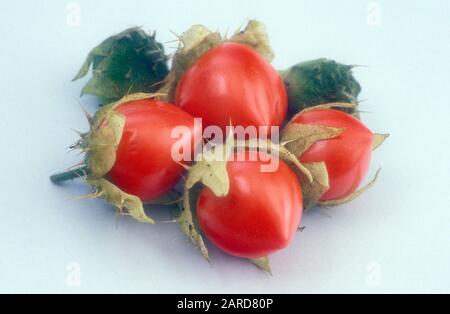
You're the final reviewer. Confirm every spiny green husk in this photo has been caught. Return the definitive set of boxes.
[282,58,361,116]
[74,27,169,104]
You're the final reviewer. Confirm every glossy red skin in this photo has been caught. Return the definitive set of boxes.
[197,151,303,259]
[108,99,200,202]
[292,109,373,201]
[176,43,287,135]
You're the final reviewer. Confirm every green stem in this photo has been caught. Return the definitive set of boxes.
[50,165,90,184]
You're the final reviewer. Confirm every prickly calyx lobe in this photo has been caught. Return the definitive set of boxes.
[282,58,361,116]
[74,27,169,104]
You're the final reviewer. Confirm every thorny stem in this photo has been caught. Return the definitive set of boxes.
[50,165,90,184]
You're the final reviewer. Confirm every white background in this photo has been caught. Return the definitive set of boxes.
[0,0,449,293]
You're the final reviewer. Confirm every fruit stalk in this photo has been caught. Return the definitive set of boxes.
[50,165,89,184]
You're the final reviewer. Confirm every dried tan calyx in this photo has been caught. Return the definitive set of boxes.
[226,20,274,62]
[249,257,272,275]
[179,137,234,261]
[158,20,275,102]
[317,133,389,207]
[76,93,163,224]
[180,134,312,273]
[86,178,154,224]
[281,103,389,208]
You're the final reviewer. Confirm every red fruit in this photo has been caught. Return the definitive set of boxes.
[196,151,303,258]
[108,99,200,202]
[292,109,373,201]
[176,43,287,135]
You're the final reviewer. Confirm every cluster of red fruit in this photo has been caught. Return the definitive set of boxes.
[52,22,387,272]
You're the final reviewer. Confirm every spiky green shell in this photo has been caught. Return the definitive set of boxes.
[282,58,361,115]
[73,27,169,104]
